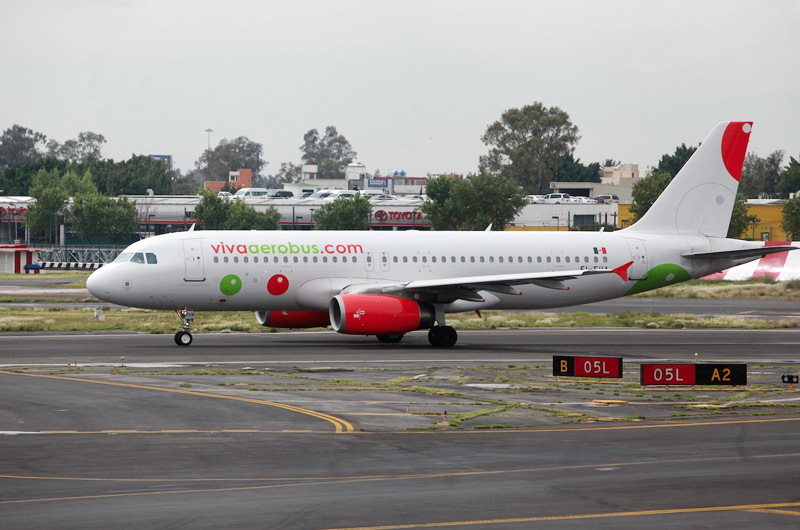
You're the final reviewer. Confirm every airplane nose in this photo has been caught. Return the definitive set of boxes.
[86,268,105,298]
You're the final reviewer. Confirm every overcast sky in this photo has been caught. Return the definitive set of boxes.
[1,0,798,178]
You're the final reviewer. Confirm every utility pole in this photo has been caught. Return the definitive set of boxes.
[205,129,213,150]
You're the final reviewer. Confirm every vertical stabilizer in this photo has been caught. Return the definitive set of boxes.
[626,121,752,237]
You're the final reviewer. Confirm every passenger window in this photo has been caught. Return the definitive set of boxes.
[413,256,418,263]
[393,256,398,263]
[130,253,145,264]
[498,257,503,263]
[303,256,308,263]
[584,256,589,263]
[461,257,465,263]
[293,256,298,263]
[274,257,279,263]
[367,255,372,263]
[603,257,608,263]
[313,256,318,263]
[352,256,357,263]
[556,257,561,263]
[432,256,437,263]
[565,257,570,263]
[529,256,534,263]
[244,257,249,263]
[546,257,551,263]
[470,257,475,263]
[332,256,338,263]
[575,256,579,263]
[224,256,229,263]
[382,256,387,263]
[323,256,328,263]
[480,257,485,263]
[342,256,348,263]
[594,256,598,263]
[537,257,542,263]
[283,257,288,263]
[213,257,219,263]
[254,257,259,263]
[490,257,495,263]
[234,257,239,263]
[451,257,455,263]
[146,253,157,264]
[403,256,408,263]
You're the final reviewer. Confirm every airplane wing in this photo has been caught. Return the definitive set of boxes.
[682,246,797,261]
[342,262,633,302]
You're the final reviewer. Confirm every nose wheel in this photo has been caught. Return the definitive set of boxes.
[174,308,195,347]
[174,331,193,346]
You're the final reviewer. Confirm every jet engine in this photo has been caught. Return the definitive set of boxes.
[255,310,331,329]
[329,294,435,335]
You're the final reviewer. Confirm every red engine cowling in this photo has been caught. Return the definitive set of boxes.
[255,310,331,329]
[329,294,435,335]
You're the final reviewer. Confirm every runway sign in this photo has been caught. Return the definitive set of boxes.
[640,363,747,386]
[553,356,623,378]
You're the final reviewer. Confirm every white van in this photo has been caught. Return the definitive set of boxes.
[233,188,270,198]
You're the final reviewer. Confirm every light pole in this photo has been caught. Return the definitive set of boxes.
[552,215,560,231]
[205,129,213,150]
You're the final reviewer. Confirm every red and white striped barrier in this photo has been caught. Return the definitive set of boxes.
[703,242,800,281]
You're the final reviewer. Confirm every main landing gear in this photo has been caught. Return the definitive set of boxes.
[174,308,195,346]
[428,326,457,348]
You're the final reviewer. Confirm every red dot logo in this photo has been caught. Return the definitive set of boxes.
[267,274,289,296]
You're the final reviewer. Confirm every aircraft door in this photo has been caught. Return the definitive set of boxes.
[626,240,648,280]
[379,252,389,272]
[365,252,374,272]
[182,240,205,281]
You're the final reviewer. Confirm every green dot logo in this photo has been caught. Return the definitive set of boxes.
[220,274,242,296]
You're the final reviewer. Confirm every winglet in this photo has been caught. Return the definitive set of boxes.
[613,261,634,281]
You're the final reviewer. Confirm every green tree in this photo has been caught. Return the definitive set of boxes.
[223,199,280,230]
[67,194,138,244]
[728,193,758,239]
[782,196,800,240]
[300,126,357,179]
[264,162,301,188]
[479,102,580,194]
[0,156,68,195]
[656,143,698,177]
[629,170,672,223]
[762,150,785,198]
[553,154,601,183]
[46,132,106,164]
[0,125,47,169]
[739,153,767,198]
[25,168,69,242]
[61,169,98,196]
[193,189,229,229]
[778,156,800,199]
[196,136,266,182]
[314,193,372,230]
[421,172,527,231]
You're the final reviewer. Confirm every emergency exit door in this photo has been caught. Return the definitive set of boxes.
[182,240,205,281]
[626,240,647,280]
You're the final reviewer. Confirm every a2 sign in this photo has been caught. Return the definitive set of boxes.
[553,356,747,386]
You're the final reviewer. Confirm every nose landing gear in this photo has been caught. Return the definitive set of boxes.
[174,309,195,346]
[428,326,457,348]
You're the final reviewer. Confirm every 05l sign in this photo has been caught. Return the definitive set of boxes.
[553,356,623,379]
[640,363,747,386]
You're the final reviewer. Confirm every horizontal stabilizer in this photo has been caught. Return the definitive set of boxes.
[682,246,797,261]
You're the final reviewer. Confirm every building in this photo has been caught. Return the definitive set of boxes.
[601,163,639,185]
[550,163,640,202]
[204,168,252,193]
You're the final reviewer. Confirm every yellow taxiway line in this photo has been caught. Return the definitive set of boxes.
[0,370,353,433]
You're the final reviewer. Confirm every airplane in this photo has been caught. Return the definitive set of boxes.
[86,121,796,347]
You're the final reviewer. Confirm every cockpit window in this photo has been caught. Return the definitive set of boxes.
[130,253,145,264]
[146,253,158,264]
[114,253,133,263]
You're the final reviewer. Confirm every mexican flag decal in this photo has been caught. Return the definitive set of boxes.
[593,247,607,255]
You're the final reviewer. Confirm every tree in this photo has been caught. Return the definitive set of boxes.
[553,154,601,183]
[763,150,785,198]
[0,156,68,195]
[0,125,47,169]
[782,196,800,240]
[193,189,229,230]
[300,126,357,179]
[728,193,758,239]
[778,156,800,199]
[224,199,280,230]
[656,143,698,177]
[420,172,527,231]
[629,170,672,223]
[97,155,173,195]
[313,193,372,230]
[46,132,106,164]
[479,102,580,194]
[67,194,138,244]
[264,162,301,188]
[25,168,69,242]
[192,189,280,230]
[739,153,767,199]
[195,136,266,182]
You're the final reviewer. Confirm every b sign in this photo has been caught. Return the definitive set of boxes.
[553,356,623,379]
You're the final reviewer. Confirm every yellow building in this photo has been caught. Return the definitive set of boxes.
[618,202,788,241]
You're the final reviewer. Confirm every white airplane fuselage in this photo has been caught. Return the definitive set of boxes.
[86,229,734,313]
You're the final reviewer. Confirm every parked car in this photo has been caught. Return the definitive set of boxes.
[403,194,428,201]
[233,187,270,198]
[571,196,598,204]
[527,195,545,204]
[217,191,233,199]
[594,194,620,203]
[302,189,336,201]
[542,193,573,204]
[266,189,293,198]
[368,194,399,202]
[322,190,358,201]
